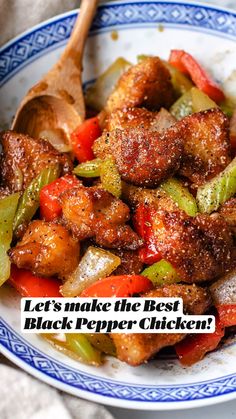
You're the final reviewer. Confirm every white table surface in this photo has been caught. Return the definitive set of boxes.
[106,0,236,416]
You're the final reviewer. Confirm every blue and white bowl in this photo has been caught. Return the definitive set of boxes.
[0,0,236,410]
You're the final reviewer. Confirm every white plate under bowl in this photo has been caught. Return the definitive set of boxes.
[0,0,236,410]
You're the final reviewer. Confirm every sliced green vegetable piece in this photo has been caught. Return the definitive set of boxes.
[85,57,131,111]
[197,157,236,213]
[0,193,20,286]
[61,246,121,297]
[170,87,219,119]
[86,334,116,356]
[170,89,192,120]
[100,157,122,198]
[13,165,60,233]
[191,87,218,113]
[141,260,180,286]
[42,333,102,366]
[220,99,235,118]
[164,61,193,97]
[66,334,102,366]
[73,158,102,178]
[137,54,151,62]
[160,178,198,216]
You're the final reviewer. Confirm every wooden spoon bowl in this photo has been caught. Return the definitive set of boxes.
[12,0,98,149]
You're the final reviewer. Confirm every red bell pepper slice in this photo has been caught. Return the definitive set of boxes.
[9,265,62,297]
[216,304,236,327]
[169,50,225,103]
[80,275,153,298]
[40,175,80,221]
[71,116,102,163]
[133,204,161,264]
[168,50,189,74]
[175,315,225,366]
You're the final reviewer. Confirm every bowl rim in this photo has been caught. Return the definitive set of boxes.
[1,0,236,86]
[2,317,236,410]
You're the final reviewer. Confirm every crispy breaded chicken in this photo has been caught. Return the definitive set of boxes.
[106,57,175,113]
[60,186,142,250]
[9,220,80,278]
[113,333,184,366]
[146,284,212,315]
[122,182,178,211]
[0,130,72,195]
[112,284,211,366]
[97,107,230,189]
[112,249,143,275]
[104,107,176,132]
[151,210,234,282]
[0,186,11,199]
[174,109,231,186]
[219,197,236,235]
[93,127,183,187]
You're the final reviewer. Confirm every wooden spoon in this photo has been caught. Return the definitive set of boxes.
[12,0,98,151]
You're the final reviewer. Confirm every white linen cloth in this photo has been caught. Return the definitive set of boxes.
[0,1,235,418]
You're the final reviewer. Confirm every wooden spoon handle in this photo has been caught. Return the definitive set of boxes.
[61,0,98,67]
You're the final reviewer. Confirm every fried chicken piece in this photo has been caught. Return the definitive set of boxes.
[112,284,211,366]
[106,57,175,113]
[60,186,142,250]
[219,198,236,235]
[104,107,176,132]
[0,130,72,194]
[94,224,141,250]
[61,187,94,240]
[105,107,159,131]
[122,182,178,211]
[93,127,183,187]
[113,333,184,366]
[152,210,234,282]
[9,220,80,279]
[0,186,11,199]
[174,109,231,186]
[110,249,143,275]
[98,109,230,189]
